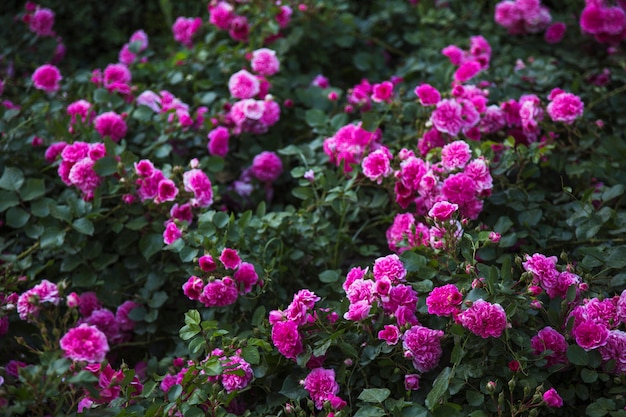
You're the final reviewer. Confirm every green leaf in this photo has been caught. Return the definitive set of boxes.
[319,269,340,283]
[139,233,163,260]
[361,112,379,132]
[40,227,66,249]
[93,88,110,103]
[518,209,542,227]
[466,390,484,406]
[149,291,168,308]
[292,187,313,200]
[305,109,326,128]
[93,156,118,176]
[0,167,24,191]
[0,191,19,212]
[19,179,46,201]
[213,211,230,228]
[167,384,183,402]
[602,184,624,201]
[586,402,610,417]
[607,246,626,269]
[185,310,201,325]
[242,346,260,365]
[279,374,307,400]
[426,367,452,411]
[5,207,30,228]
[133,106,156,122]
[179,324,200,341]
[353,405,386,417]
[567,344,589,366]
[358,388,391,403]
[581,368,598,383]
[72,218,94,235]
[400,251,427,272]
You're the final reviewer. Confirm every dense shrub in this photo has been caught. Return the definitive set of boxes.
[1,0,626,416]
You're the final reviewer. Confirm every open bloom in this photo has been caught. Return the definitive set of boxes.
[457,299,507,338]
[60,324,110,363]
[32,64,62,93]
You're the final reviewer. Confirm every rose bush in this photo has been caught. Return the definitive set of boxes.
[1,0,626,416]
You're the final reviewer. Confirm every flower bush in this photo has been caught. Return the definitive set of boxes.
[1,0,626,416]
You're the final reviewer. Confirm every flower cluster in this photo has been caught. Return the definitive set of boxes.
[172,16,202,48]
[183,248,259,307]
[206,348,254,392]
[302,367,346,410]
[21,2,55,37]
[580,1,626,45]
[269,290,321,360]
[77,363,143,412]
[68,292,140,345]
[16,279,60,322]
[118,30,149,66]
[221,57,281,136]
[324,123,383,172]
[137,89,203,129]
[523,253,583,299]
[382,141,492,249]
[46,141,107,200]
[495,0,552,35]
[442,35,492,83]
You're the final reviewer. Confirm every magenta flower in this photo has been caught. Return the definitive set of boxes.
[573,320,609,350]
[402,325,445,372]
[303,368,341,410]
[546,90,584,125]
[32,64,62,93]
[531,326,568,367]
[209,1,234,30]
[17,279,60,322]
[172,16,202,48]
[207,126,230,157]
[404,374,420,390]
[251,151,283,183]
[115,301,140,332]
[251,48,280,76]
[544,22,566,43]
[29,7,55,37]
[60,324,110,363]
[378,324,401,345]
[229,69,260,99]
[233,262,258,294]
[271,320,303,360]
[199,278,238,307]
[163,221,182,245]
[441,140,472,171]
[156,179,178,203]
[182,275,204,301]
[415,84,441,106]
[426,284,463,317]
[457,299,507,338]
[198,255,217,272]
[543,388,563,408]
[454,61,482,83]
[94,111,127,142]
[430,99,464,136]
[371,81,394,103]
[373,254,406,284]
[182,168,213,207]
[220,248,241,270]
